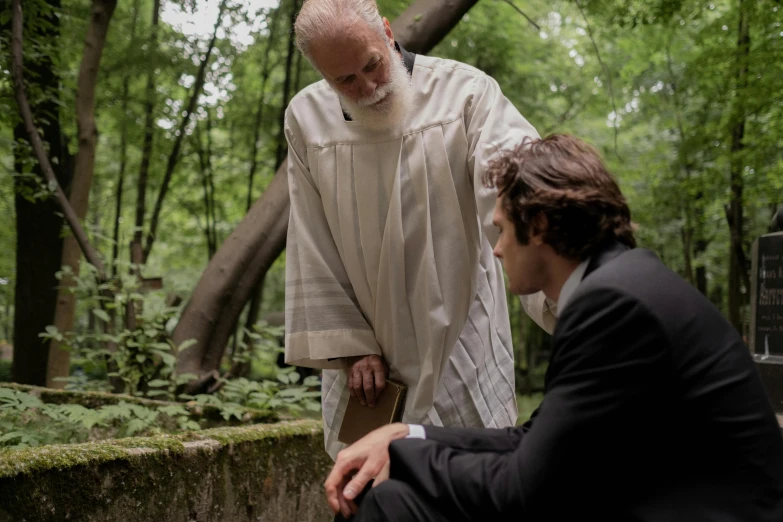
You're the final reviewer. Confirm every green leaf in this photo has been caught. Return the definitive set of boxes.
[303,376,321,387]
[92,309,110,323]
[0,432,26,444]
[158,352,176,367]
[177,339,198,352]
[158,405,189,417]
[176,374,198,385]
[147,379,170,388]
[277,388,305,399]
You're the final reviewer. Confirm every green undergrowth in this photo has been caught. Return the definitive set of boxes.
[0,383,283,450]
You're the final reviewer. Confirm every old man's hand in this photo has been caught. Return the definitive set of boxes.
[346,354,388,407]
[324,423,409,518]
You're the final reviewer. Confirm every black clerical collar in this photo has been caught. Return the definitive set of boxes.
[342,42,416,122]
[396,41,416,75]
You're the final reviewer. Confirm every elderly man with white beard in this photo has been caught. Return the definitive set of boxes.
[283,0,557,460]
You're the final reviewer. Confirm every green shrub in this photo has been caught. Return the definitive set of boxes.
[0,360,11,383]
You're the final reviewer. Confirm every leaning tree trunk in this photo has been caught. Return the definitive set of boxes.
[47,0,117,388]
[7,0,71,385]
[174,0,481,391]
[728,0,750,332]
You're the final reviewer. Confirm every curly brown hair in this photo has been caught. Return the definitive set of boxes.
[482,134,636,261]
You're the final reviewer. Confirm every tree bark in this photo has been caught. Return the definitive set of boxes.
[143,0,228,262]
[728,0,750,332]
[174,0,481,388]
[46,0,117,388]
[132,0,161,267]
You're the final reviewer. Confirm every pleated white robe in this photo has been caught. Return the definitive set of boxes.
[284,54,556,459]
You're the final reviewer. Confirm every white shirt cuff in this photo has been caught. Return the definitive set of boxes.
[406,424,426,439]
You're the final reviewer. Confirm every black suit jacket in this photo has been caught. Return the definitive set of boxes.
[387,244,783,521]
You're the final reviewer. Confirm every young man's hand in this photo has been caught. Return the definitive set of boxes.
[324,423,410,518]
[346,354,388,407]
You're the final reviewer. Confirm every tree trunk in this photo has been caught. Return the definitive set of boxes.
[4,282,11,342]
[47,0,117,388]
[132,0,161,267]
[246,6,282,212]
[9,0,107,384]
[728,0,750,331]
[12,121,70,386]
[174,0,481,389]
[694,190,708,295]
[8,0,69,386]
[293,46,304,94]
[274,0,300,168]
[112,0,141,277]
[681,221,695,285]
[195,111,218,259]
[143,0,228,262]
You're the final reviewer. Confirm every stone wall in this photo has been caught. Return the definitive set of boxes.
[0,420,333,522]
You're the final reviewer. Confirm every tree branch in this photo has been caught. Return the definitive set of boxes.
[501,0,540,31]
[574,0,621,161]
[143,0,228,262]
[10,0,107,282]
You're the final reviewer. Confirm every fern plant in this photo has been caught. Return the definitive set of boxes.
[0,387,201,450]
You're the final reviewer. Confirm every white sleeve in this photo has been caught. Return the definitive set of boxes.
[464,74,557,334]
[284,112,382,369]
[406,424,427,440]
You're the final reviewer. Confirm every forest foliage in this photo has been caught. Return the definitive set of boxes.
[0,0,781,394]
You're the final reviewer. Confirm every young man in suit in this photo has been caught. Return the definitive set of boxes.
[324,134,783,522]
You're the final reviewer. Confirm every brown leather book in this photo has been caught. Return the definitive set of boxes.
[337,380,407,445]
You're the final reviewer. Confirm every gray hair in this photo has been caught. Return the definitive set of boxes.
[294,0,386,60]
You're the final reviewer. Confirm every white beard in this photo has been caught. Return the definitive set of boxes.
[336,46,414,132]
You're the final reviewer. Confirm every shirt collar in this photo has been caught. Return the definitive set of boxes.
[342,42,415,122]
[557,257,591,316]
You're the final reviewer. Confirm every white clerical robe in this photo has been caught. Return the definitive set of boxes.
[284,53,556,459]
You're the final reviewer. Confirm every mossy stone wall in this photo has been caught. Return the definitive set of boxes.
[0,420,333,522]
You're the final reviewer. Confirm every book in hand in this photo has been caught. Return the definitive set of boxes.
[337,379,407,445]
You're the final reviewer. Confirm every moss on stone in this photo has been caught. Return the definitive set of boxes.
[0,418,332,522]
[197,420,322,446]
[0,443,127,478]
[0,420,321,480]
